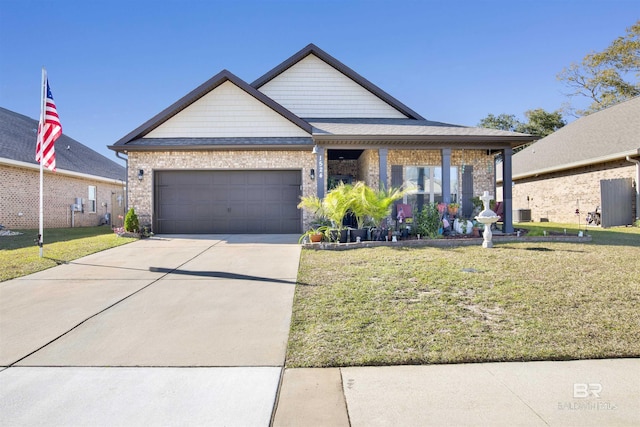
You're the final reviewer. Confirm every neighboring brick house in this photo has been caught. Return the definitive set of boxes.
[1,107,126,229]
[109,44,534,234]
[496,96,640,227]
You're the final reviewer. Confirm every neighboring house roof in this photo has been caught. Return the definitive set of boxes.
[251,43,425,120]
[111,70,312,149]
[500,96,640,181]
[0,107,125,181]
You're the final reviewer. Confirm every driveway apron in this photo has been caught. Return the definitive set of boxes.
[0,235,301,426]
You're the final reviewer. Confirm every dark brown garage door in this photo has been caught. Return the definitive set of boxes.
[154,170,301,234]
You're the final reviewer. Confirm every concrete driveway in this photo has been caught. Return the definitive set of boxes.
[0,234,300,426]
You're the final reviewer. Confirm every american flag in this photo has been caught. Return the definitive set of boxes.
[36,79,62,171]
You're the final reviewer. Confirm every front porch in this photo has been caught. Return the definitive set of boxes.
[313,145,516,233]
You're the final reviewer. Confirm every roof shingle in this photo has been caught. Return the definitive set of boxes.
[0,107,125,181]
[510,96,640,179]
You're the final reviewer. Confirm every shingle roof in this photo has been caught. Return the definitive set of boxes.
[111,70,311,148]
[0,107,125,181]
[251,44,426,120]
[310,118,536,146]
[509,96,640,179]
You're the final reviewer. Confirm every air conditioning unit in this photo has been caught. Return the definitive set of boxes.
[514,209,532,222]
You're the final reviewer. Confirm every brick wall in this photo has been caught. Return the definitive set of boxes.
[358,149,379,189]
[387,149,494,211]
[1,164,125,229]
[128,150,316,230]
[505,160,636,223]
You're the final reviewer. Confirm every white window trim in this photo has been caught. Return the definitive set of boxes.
[88,186,97,214]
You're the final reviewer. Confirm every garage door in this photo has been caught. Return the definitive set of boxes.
[154,170,301,234]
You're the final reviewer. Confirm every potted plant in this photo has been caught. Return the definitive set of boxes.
[454,217,473,235]
[321,182,352,242]
[448,202,459,216]
[472,219,481,237]
[298,225,329,244]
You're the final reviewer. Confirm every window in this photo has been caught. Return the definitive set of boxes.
[88,186,96,213]
[404,166,458,212]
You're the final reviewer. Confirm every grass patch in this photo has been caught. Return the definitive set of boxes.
[516,221,640,246]
[0,227,136,282]
[288,223,640,367]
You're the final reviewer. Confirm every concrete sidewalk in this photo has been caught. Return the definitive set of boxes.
[273,359,640,426]
[2,235,638,426]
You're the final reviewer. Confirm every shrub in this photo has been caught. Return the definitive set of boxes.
[124,208,139,233]
[415,203,441,238]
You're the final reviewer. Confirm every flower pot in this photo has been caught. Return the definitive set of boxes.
[472,227,480,238]
[329,229,349,243]
[350,228,368,242]
[309,233,323,243]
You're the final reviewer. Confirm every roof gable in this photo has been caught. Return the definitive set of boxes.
[252,44,425,120]
[510,96,640,178]
[0,107,125,181]
[113,70,311,146]
[145,80,311,138]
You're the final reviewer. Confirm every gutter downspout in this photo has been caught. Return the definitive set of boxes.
[116,151,129,213]
[626,156,640,221]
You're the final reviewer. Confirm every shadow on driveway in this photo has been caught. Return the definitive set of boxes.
[149,267,298,285]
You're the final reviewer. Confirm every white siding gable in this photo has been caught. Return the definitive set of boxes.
[258,54,407,119]
[145,81,309,138]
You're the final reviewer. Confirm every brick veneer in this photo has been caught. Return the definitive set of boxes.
[128,149,495,232]
[1,164,125,229]
[128,150,316,230]
[504,160,637,223]
[387,149,494,211]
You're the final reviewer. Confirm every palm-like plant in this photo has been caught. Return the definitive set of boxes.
[322,182,353,231]
[298,182,410,241]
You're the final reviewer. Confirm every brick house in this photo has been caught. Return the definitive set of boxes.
[1,107,126,229]
[109,44,534,234]
[497,96,640,227]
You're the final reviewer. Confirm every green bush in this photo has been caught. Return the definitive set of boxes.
[415,203,441,238]
[124,208,139,233]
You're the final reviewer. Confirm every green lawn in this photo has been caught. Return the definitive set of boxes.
[0,227,136,282]
[287,222,640,367]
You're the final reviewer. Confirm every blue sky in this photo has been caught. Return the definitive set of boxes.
[1,0,637,164]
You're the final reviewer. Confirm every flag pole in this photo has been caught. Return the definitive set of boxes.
[38,67,46,258]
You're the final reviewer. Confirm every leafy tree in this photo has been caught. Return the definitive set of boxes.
[478,113,521,132]
[516,109,565,137]
[558,20,640,115]
[478,109,565,137]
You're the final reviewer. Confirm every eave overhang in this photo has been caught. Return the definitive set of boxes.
[496,148,640,183]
